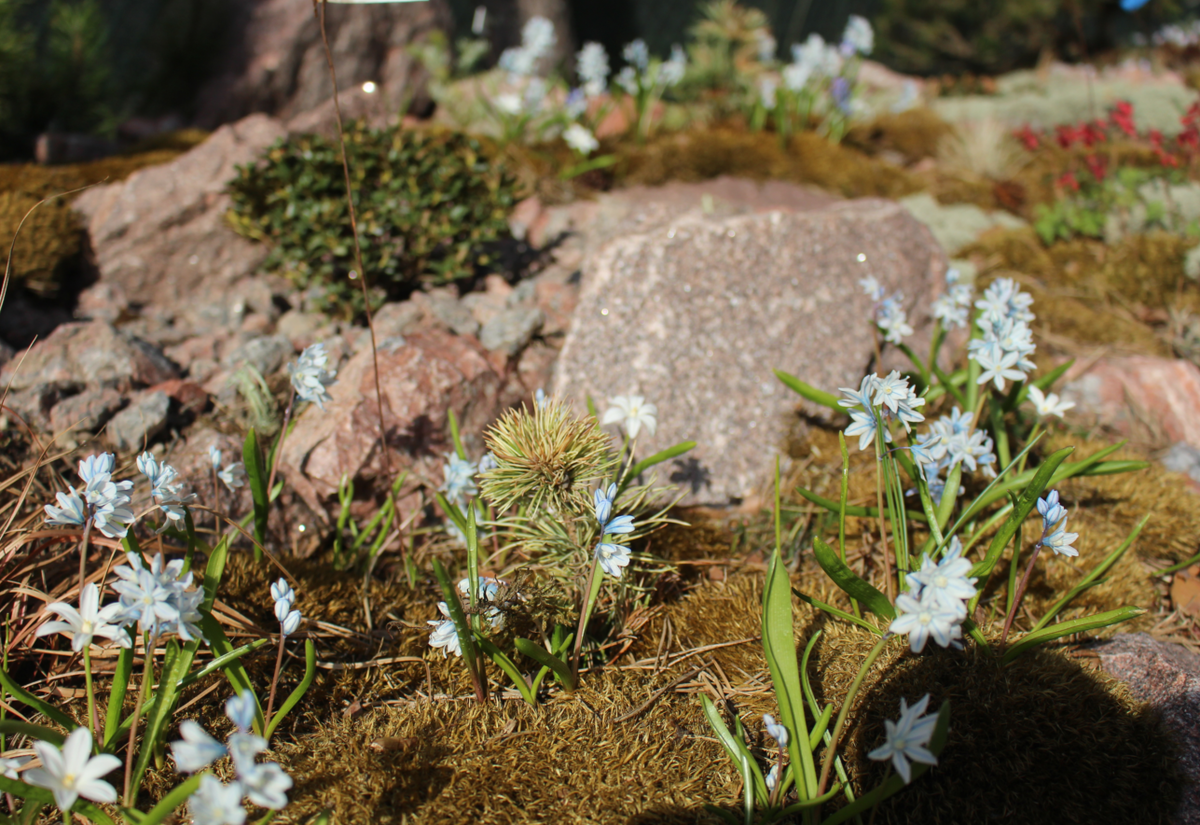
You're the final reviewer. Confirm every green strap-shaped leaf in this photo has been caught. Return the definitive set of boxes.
[475,636,536,706]
[970,447,1073,581]
[137,773,201,825]
[700,695,769,807]
[0,720,62,746]
[1002,607,1143,665]
[515,638,574,693]
[812,537,895,620]
[431,558,483,699]
[793,589,884,636]
[243,427,270,558]
[198,613,262,734]
[179,638,271,690]
[266,638,317,738]
[774,369,840,410]
[795,486,926,523]
[0,667,76,731]
[130,639,192,805]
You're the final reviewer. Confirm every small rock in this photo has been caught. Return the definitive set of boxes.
[0,321,178,393]
[107,391,170,452]
[480,307,545,356]
[223,335,294,376]
[462,292,508,328]
[509,196,544,243]
[1186,245,1200,282]
[899,192,1027,255]
[372,300,426,339]
[1162,442,1200,485]
[49,388,125,434]
[148,379,210,418]
[1062,356,1200,449]
[276,310,326,349]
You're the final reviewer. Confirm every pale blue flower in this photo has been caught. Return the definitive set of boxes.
[838,375,877,410]
[596,541,632,578]
[440,453,479,507]
[867,695,938,784]
[577,42,610,96]
[427,604,462,657]
[270,578,294,608]
[188,775,246,825]
[35,582,130,651]
[859,276,884,301]
[218,462,246,491]
[660,45,686,86]
[907,537,976,618]
[845,408,882,452]
[842,14,874,55]
[287,343,337,410]
[763,714,789,748]
[239,760,292,810]
[766,763,780,793]
[594,483,634,536]
[225,692,257,733]
[171,720,228,773]
[623,39,649,71]
[209,446,222,468]
[1037,490,1068,531]
[1042,523,1080,557]
[889,588,962,652]
[44,487,87,527]
[77,453,115,485]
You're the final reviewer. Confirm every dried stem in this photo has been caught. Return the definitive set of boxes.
[312,0,405,571]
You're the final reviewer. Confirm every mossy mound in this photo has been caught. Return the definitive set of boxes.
[844,108,958,164]
[616,127,924,199]
[960,227,1200,356]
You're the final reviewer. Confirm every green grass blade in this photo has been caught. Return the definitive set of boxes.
[0,721,63,746]
[793,589,884,635]
[243,427,269,559]
[701,695,769,806]
[795,486,926,522]
[1002,607,1144,665]
[774,369,840,410]
[197,614,262,734]
[104,644,134,743]
[476,636,536,706]
[515,638,574,692]
[179,639,271,690]
[0,667,76,730]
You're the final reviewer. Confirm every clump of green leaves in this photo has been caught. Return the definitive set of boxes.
[226,122,520,317]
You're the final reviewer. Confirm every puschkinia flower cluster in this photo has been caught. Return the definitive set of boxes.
[441,452,480,508]
[593,483,635,579]
[931,268,973,330]
[889,537,978,653]
[287,342,337,410]
[614,39,686,97]
[271,578,303,637]
[43,453,135,539]
[111,551,206,642]
[969,278,1037,392]
[1036,490,1079,557]
[427,577,508,657]
[911,406,998,495]
[171,690,293,821]
[839,371,925,451]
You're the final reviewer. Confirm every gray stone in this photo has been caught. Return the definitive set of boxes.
[224,335,294,376]
[372,300,426,339]
[1092,633,1200,825]
[49,387,125,434]
[899,192,1027,255]
[1162,442,1200,485]
[463,291,509,328]
[107,391,170,452]
[415,292,479,337]
[551,199,947,506]
[480,307,545,357]
[0,322,178,393]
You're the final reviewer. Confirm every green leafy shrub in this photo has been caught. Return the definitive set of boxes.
[227,123,520,316]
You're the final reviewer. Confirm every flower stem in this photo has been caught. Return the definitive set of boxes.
[1000,540,1044,649]
[124,631,156,807]
[83,647,96,740]
[570,554,605,687]
[77,518,93,593]
[872,413,895,602]
[265,630,287,730]
[817,634,890,798]
[265,390,295,499]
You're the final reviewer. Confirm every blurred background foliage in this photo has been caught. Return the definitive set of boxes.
[0,0,229,159]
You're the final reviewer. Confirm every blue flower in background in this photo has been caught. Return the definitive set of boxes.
[1121,0,1151,11]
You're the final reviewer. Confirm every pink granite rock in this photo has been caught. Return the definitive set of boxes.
[0,321,178,393]
[1061,356,1200,448]
[551,198,947,506]
[278,329,505,521]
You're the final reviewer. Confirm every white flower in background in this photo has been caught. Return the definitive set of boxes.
[765,763,780,793]
[111,551,205,642]
[523,77,548,113]
[427,603,462,657]
[623,39,650,71]
[889,587,963,652]
[859,276,884,301]
[0,755,29,780]
[471,5,486,36]
[659,44,687,86]
[24,728,121,811]
[43,487,88,528]
[1026,385,1074,418]
[759,76,777,108]
[44,453,136,539]
[494,93,522,116]
[287,343,337,410]
[876,296,913,344]
[932,282,972,330]
[841,14,874,56]
[615,66,638,95]
[757,31,777,63]
[35,583,130,651]
[577,41,610,96]
[1042,522,1080,557]
[440,453,479,507]
[783,60,813,92]
[498,16,556,79]
[563,123,599,155]
[189,774,247,825]
[218,462,247,491]
[226,691,257,733]
[867,695,939,784]
[602,395,658,439]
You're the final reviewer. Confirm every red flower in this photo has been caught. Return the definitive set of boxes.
[1015,125,1040,151]
[1056,125,1079,149]
[1084,154,1107,181]
[1057,171,1080,192]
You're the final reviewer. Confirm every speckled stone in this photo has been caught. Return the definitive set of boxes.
[551,199,947,506]
[1093,633,1200,824]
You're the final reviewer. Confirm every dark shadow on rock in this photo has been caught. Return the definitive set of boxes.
[670,457,712,495]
